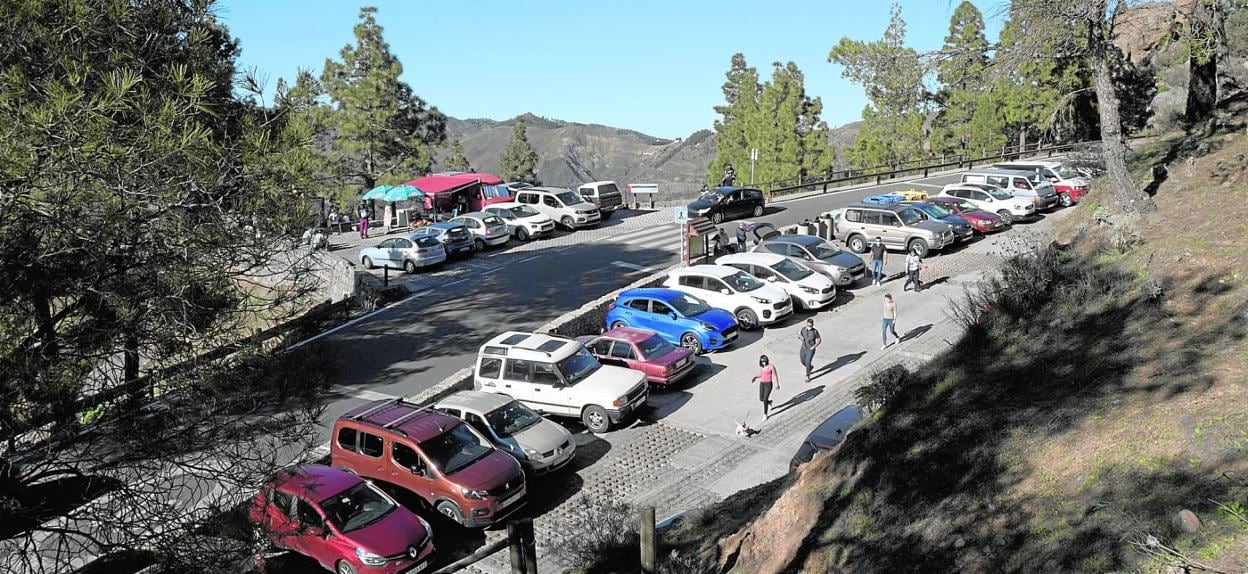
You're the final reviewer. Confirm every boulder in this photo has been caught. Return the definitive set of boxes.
[1176,508,1202,533]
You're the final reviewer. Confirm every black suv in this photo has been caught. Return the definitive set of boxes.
[686,186,765,224]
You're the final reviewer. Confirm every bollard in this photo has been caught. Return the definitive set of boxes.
[521,518,538,574]
[508,521,525,574]
[640,507,656,574]
[383,265,389,287]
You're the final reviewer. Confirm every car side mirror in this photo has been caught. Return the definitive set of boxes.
[765,276,776,282]
[668,312,678,320]
[720,289,731,295]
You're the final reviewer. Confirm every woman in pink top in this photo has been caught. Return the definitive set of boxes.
[751,355,780,420]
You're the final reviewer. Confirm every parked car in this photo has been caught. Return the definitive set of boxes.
[834,203,955,258]
[412,222,476,259]
[433,391,576,475]
[715,252,837,310]
[250,464,435,574]
[663,265,792,330]
[474,331,649,433]
[901,201,975,243]
[505,181,533,193]
[686,186,765,224]
[752,233,867,287]
[359,234,446,273]
[961,168,1060,211]
[513,187,601,230]
[926,196,1007,234]
[330,399,526,528]
[605,288,739,354]
[483,202,556,241]
[789,405,863,473]
[577,181,625,218]
[577,326,697,386]
[449,212,511,251]
[994,160,1090,206]
[937,183,1035,224]
[892,189,929,201]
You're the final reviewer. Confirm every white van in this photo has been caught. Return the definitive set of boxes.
[960,169,1060,211]
[513,187,601,230]
[474,331,648,433]
[663,265,793,330]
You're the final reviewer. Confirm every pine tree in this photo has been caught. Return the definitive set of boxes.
[443,139,472,172]
[321,6,446,191]
[931,1,995,156]
[499,119,539,183]
[710,53,760,187]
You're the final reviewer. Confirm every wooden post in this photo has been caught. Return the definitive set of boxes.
[640,506,657,574]
[508,521,525,574]
[383,265,389,287]
[521,518,538,574]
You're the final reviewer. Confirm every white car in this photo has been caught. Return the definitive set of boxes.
[715,252,837,310]
[662,265,793,330]
[473,331,648,434]
[513,187,601,230]
[484,202,556,241]
[938,183,1035,224]
[450,211,511,250]
[358,233,446,273]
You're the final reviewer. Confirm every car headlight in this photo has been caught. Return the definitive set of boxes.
[751,296,770,304]
[523,448,540,459]
[462,488,489,500]
[356,547,387,566]
[698,321,717,331]
[612,395,628,407]
[800,285,819,294]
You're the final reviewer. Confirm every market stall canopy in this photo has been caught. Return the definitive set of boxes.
[383,184,424,202]
[362,184,391,200]
[405,172,504,196]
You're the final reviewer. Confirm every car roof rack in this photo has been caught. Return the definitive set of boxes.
[383,405,426,430]
[350,397,404,421]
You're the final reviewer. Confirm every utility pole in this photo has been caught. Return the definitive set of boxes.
[750,148,758,185]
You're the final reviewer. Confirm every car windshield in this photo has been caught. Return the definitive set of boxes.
[772,258,813,281]
[555,191,581,205]
[668,293,711,317]
[918,203,952,218]
[423,424,493,475]
[320,482,396,533]
[898,209,924,226]
[557,347,601,384]
[636,334,676,359]
[508,205,540,218]
[1054,165,1081,179]
[956,201,979,212]
[724,271,764,292]
[485,400,543,437]
[414,236,440,248]
[490,209,515,220]
[808,241,842,260]
[482,215,505,226]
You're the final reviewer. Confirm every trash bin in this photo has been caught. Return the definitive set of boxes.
[814,219,829,239]
[796,223,813,235]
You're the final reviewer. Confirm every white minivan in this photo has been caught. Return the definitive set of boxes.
[960,168,1060,211]
[715,252,837,310]
[513,187,601,230]
[474,331,648,434]
[663,265,793,330]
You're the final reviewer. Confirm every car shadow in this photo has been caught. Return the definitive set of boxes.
[671,361,726,391]
[644,389,693,420]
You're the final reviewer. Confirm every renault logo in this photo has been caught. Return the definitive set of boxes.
[408,546,419,558]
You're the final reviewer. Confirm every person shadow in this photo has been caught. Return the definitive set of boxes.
[901,323,933,342]
[770,385,824,417]
[809,351,867,381]
[918,277,951,291]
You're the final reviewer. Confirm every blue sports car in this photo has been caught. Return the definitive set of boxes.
[605,288,738,354]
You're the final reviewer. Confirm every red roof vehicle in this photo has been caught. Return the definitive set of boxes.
[405,172,510,212]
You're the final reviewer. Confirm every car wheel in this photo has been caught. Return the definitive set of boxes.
[711,211,724,224]
[752,204,764,217]
[907,238,930,258]
[475,238,486,251]
[561,216,576,230]
[516,228,530,241]
[361,256,374,270]
[1059,193,1073,207]
[735,308,759,331]
[610,320,628,329]
[680,333,703,354]
[404,259,417,274]
[996,210,1013,225]
[336,560,358,574]
[582,405,612,433]
[847,235,866,253]
[436,501,465,525]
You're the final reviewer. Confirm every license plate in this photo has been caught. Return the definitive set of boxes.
[499,491,522,508]
[410,562,428,573]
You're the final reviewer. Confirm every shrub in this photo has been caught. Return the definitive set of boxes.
[855,364,913,412]
[555,490,638,572]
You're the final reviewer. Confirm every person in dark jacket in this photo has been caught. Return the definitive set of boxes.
[735,222,747,253]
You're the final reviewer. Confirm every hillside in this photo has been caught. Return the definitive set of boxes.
[657,121,1248,573]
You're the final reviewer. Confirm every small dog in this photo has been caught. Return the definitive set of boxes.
[735,421,752,437]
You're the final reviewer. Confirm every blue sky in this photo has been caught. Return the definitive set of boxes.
[216,1,1004,140]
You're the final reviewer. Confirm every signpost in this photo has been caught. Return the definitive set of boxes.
[674,206,688,264]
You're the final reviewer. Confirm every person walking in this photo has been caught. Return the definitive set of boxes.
[903,247,926,291]
[798,318,822,383]
[357,204,370,239]
[721,164,737,187]
[735,222,747,253]
[882,293,901,350]
[751,355,780,421]
[870,236,887,285]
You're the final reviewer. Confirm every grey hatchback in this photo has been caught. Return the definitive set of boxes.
[413,222,476,259]
[753,233,866,287]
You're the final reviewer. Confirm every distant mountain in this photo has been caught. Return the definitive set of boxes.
[440,112,862,186]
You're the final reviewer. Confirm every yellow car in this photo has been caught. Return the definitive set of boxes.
[894,189,929,201]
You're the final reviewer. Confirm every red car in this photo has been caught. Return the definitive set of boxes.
[578,327,696,386]
[927,196,1008,234]
[250,464,435,574]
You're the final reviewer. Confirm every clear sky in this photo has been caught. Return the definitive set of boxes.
[216,1,1005,140]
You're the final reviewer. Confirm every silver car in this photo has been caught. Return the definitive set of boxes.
[753,233,867,286]
[359,234,446,273]
[433,390,576,475]
[450,211,511,250]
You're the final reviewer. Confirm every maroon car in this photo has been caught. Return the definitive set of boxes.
[928,196,1008,234]
[577,327,696,386]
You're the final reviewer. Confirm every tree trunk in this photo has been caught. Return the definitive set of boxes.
[1090,26,1156,214]
[1185,0,1222,126]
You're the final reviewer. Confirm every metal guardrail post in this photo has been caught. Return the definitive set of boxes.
[641,506,657,574]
